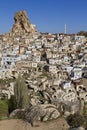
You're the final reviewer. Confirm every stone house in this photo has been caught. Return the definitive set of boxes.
[32,62,37,68]
[49,65,57,74]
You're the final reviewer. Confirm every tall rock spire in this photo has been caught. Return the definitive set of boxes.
[11,10,38,34]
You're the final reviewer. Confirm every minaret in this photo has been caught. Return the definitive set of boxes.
[64,24,66,34]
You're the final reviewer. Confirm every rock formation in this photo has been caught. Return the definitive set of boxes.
[0,10,38,44]
[25,104,60,126]
[11,10,37,34]
[9,109,25,118]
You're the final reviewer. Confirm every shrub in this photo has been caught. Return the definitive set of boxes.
[8,95,17,113]
[0,99,8,120]
[66,113,84,128]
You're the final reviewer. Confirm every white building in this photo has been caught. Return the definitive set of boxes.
[71,67,82,80]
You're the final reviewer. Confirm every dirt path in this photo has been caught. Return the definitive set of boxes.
[0,118,69,130]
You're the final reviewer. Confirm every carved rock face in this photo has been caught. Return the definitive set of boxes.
[12,10,36,33]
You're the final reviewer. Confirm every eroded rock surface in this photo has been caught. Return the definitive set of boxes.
[11,10,37,34]
[25,104,60,126]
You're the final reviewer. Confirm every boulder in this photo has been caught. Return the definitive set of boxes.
[25,104,60,126]
[77,127,85,130]
[9,109,25,118]
[71,127,85,130]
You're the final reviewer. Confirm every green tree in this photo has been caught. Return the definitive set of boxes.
[14,74,30,109]
[77,31,87,37]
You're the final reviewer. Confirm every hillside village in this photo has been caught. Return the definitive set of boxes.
[0,11,87,127]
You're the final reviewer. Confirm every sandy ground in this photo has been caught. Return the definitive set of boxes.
[0,118,69,130]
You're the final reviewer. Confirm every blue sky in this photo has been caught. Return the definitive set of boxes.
[0,0,87,34]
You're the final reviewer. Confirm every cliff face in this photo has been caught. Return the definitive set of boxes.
[11,10,37,34]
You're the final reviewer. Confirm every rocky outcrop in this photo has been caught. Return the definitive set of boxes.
[25,104,60,126]
[11,10,37,34]
[9,109,25,118]
[0,10,38,45]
